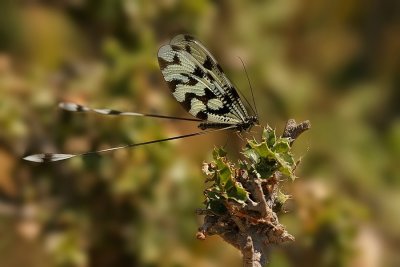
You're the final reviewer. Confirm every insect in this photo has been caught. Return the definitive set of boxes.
[23,34,259,163]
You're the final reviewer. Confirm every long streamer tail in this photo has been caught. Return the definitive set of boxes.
[23,125,236,163]
[59,102,202,122]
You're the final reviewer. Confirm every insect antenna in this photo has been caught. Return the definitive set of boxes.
[23,125,236,163]
[237,57,259,118]
[231,76,257,117]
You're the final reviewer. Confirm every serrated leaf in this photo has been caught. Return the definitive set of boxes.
[276,156,291,174]
[279,151,295,166]
[227,182,249,204]
[262,127,276,147]
[275,154,295,180]
[249,142,274,158]
[273,139,290,154]
[213,147,227,159]
[243,148,259,164]
[255,157,278,178]
[215,158,232,187]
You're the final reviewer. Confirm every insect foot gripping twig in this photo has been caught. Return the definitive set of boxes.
[196,120,310,267]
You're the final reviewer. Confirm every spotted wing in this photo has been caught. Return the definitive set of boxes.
[158,34,249,125]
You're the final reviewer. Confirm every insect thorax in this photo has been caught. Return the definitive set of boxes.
[198,116,258,132]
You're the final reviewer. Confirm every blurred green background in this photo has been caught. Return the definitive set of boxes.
[0,0,399,267]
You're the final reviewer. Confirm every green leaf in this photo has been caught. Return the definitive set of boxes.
[273,139,290,154]
[262,127,276,147]
[227,182,248,204]
[279,151,295,166]
[275,154,295,180]
[255,157,278,178]
[242,147,259,163]
[249,141,274,158]
[215,158,232,188]
[213,147,227,159]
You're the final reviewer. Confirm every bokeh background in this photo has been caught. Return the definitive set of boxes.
[0,1,399,267]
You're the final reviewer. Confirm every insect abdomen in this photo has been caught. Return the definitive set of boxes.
[198,122,235,130]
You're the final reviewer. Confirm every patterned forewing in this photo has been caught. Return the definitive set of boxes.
[170,35,249,118]
[158,35,249,124]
